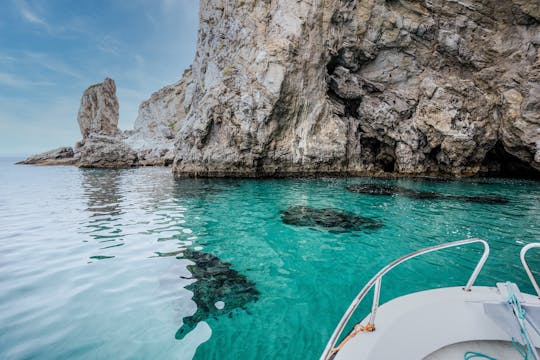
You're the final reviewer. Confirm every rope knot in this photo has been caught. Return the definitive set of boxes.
[328,323,376,358]
[354,323,375,334]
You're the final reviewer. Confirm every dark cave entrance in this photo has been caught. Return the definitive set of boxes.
[360,137,396,173]
[481,141,540,179]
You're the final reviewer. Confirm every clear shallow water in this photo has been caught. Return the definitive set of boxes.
[1,158,539,359]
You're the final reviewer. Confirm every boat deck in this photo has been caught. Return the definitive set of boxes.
[336,286,540,360]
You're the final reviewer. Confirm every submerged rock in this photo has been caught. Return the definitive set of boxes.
[346,184,509,204]
[175,249,259,340]
[280,205,383,233]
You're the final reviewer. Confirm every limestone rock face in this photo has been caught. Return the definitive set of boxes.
[20,75,187,168]
[76,134,137,168]
[124,68,194,166]
[77,78,119,138]
[170,0,540,178]
[73,78,138,168]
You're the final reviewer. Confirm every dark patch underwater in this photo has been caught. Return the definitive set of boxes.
[346,184,509,204]
[280,205,383,233]
[175,249,259,340]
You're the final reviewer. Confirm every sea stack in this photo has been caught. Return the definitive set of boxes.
[77,77,120,138]
[74,78,137,168]
[19,76,183,167]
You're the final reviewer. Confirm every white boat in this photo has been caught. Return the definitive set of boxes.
[320,239,540,360]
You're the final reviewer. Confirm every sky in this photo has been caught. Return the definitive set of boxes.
[0,0,199,156]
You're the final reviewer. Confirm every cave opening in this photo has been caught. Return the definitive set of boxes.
[427,145,441,163]
[360,137,396,173]
[481,141,540,179]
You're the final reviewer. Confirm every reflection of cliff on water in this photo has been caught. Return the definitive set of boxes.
[79,168,126,260]
[80,168,124,218]
[171,178,238,201]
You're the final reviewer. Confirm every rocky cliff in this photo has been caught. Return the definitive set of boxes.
[125,68,193,166]
[170,0,539,178]
[20,0,540,178]
[77,77,120,138]
[20,77,186,167]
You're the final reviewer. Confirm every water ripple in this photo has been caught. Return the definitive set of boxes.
[0,160,539,359]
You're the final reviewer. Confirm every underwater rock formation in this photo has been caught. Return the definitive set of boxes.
[175,249,259,340]
[346,184,509,204]
[280,205,383,233]
[168,0,539,178]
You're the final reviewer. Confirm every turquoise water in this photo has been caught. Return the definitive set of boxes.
[1,158,539,359]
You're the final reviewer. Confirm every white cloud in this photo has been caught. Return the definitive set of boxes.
[18,51,86,80]
[0,53,17,64]
[12,0,91,36]
[98,35,122,55]
[16,0,50,29]
[0,72,54,88]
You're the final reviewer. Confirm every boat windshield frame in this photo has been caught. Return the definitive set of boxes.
[320,238,490,360]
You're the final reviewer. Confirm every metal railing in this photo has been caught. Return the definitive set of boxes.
[320,238,490,360]
[520,243,540,298]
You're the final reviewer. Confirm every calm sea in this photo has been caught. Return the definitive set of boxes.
[1,157,539,359]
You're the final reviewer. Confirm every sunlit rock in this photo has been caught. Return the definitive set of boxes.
[77,77,119,138]
[169,0,540,178]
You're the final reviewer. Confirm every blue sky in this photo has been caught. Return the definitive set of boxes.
[0,0,199,156]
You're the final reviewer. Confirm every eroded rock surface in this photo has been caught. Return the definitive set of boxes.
[170,0,540,178]
[77,77,119,138]
[19,1,540,177]
[76,134,137,168]
[125,68,194,166]
[20,77,188,168]
[16,146,76,165]
[280,205,383,233]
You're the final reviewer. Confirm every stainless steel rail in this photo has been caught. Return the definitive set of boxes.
[520,243,540,298]
[320,238,490,360]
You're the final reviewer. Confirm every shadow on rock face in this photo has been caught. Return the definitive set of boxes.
[346,184,509,204]
[175,249,259,340]
[280,205,383,233]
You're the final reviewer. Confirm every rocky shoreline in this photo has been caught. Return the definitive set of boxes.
[18,76,185,167]
[20,0,540,179]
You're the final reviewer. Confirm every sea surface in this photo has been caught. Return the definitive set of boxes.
[1,157,539,359]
